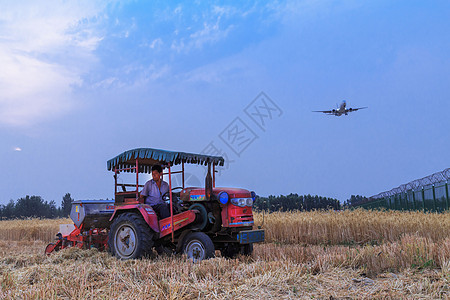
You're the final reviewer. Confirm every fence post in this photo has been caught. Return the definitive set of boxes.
[422,187,426,211]
[388,197,392,210]
[446,182,450,211]
[432,185,437,212]
[412,190,416,210]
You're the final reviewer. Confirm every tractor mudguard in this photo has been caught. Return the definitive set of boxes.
[109,204,160,233]
[158,210,198,238]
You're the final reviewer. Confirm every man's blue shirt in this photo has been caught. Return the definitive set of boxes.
[141,179,169,206]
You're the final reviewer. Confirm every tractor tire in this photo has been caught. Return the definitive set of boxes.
[182,232,215,262]
[108,212,154,260]
[220,243,254,258]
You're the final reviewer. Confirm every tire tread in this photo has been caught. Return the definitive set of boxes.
[108,212,154,259]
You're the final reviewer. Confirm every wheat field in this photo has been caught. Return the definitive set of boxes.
[0,209,449,299]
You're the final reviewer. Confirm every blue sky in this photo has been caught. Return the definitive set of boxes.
[1,0,450,205]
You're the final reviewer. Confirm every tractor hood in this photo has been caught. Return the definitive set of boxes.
[180,187,252,202]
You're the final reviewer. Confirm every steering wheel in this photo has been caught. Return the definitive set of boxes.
[171,186,184,193]
[162,187,184,201]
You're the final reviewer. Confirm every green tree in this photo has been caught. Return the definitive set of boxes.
[48,200,58,218]
[2,200,16,219]
[15,196,47,218]
[346,195,368,207]
[61,193,73,217]
[253,193,341,212]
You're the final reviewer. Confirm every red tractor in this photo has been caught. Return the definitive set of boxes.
[46,148,264,261]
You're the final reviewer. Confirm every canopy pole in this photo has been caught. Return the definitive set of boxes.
[182,162,185,189]
[168,163,174,242]
[213,164,215,188]
[135,158,139,199]
[114,168,118,196]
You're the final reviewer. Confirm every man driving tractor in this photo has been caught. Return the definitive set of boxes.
[140,165,170,219]
[45,147,265,261]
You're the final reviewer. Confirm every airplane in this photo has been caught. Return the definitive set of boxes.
[313,100,367,116]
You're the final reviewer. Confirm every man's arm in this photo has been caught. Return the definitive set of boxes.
[161,181,170,196]
[140,181,149,202]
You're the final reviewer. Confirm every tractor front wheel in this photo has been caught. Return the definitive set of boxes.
[182,232,215,262]
[108,212,154,260]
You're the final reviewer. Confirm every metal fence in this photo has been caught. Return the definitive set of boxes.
[357,168,450,212]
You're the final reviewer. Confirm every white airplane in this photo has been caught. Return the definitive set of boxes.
[313,100,367,116]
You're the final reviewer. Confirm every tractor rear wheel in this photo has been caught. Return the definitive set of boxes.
[182,232,215,262]
[108,212,154,260]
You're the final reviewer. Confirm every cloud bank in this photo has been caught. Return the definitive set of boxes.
[0,0,108,127]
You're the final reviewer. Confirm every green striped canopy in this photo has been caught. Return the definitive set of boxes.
[107,148,224,173]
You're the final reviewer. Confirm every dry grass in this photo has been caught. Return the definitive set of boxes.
[0,241,448,299]
[2,209,449,246]
[256,235,450,276]
[0,218,71,242]
[0,210,449,298]
[254,209,450,245]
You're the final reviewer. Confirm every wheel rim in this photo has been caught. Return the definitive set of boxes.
[185,240,206,262]
[115,223,137,258]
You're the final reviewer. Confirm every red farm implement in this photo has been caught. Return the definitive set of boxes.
[46,147,264,261]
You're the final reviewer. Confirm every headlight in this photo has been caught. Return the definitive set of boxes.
[231,198,253,207]
[218,192,229,204]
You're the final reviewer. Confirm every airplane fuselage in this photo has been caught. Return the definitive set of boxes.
[334,101,347,116]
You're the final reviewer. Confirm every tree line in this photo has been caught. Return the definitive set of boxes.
[253,193,341,212]
[0,192,367,219]
[0,193,73,219]
[343,195,369,208]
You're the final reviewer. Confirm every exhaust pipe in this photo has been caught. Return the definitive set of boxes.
[205,162,213,200]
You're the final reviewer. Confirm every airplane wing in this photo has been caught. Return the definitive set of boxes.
[312,110,334,114]
[346,107,368,113]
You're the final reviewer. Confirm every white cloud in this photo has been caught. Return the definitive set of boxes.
[183,52,262,84]
[189,21,234,50]
[174,5,183,15]
[171,20,232,53]
[0,0,109,127]
[94,63,171,90]
[169,5,237,53]
[13,147,22,152]
[149,38,163,49]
